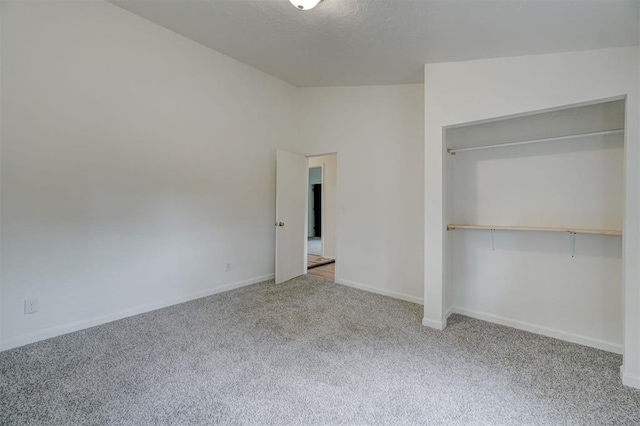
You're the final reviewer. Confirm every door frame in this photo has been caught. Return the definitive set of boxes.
[308,164,325,257]
[305,152,338,278]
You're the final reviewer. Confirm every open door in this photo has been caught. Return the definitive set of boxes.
[275,150,308,284]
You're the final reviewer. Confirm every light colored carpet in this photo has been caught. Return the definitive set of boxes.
[1,275,639,425]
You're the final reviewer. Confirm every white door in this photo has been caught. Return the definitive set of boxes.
[275,150,308,284]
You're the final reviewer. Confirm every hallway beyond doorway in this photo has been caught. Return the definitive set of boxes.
[308,253,335,281]
[308,237,321,255]
[308,259,335,281]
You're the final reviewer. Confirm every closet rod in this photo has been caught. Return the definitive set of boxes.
[447,128,624,155]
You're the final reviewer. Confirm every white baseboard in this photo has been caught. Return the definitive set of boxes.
[335,279,423,305]
[422,317,447,330]
[621,366,640,389]
[450,306,622,354]
[0,274,274,352]
[445,306,454,319]
[420,307,453,330]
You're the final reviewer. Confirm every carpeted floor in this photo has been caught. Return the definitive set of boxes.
[1,275,639,425]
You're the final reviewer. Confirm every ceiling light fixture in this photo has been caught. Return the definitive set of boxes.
[289,0,322,11]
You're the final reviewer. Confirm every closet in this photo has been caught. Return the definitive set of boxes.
[444,98,625,353]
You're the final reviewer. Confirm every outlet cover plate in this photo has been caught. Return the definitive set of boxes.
[24,299,39,314]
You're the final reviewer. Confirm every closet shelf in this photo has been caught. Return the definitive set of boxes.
[447,224,622,236]
[447,128,624,155]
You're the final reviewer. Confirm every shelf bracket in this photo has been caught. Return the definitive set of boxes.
[569,232,576,257]
[490,229,495,251]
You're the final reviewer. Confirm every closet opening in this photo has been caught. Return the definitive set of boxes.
[443,97,625,355]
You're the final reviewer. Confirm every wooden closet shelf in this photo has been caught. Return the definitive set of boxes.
[446,224,622,236]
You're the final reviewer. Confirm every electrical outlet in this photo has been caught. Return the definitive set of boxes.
[24,298,38,315]
[225,262,232,272]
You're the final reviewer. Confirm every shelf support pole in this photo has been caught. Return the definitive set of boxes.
[447,128,624,155]
[490,229,495,251]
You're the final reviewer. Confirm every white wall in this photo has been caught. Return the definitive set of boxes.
[637,9,640,389]
[299,85,424,303]
[0,1,3,343]
[308,155,336,258]
[1,1,298,349]
[423,47,640,387]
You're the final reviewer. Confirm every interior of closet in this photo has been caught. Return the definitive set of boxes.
[443,98,625,353]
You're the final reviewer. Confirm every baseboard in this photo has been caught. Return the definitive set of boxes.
[0,274,274,352]
[335,279,423,305]
[445,306,454,319]
[422,317,447,330]
[420,307,454,330]
[621,366,640,389]
[450,306,622,354]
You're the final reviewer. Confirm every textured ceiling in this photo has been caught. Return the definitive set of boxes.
[110,0,639,87]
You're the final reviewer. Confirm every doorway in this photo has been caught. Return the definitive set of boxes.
[306,154,336,281]
[308,167,322,255]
